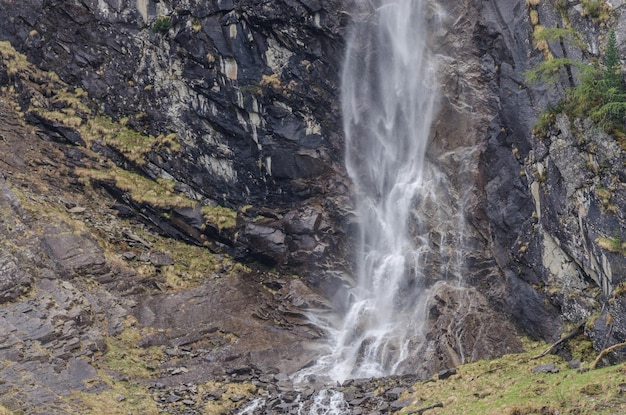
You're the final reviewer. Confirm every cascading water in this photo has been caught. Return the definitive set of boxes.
[298,0,443,384]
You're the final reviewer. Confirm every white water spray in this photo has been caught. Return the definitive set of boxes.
[299,0,443,384]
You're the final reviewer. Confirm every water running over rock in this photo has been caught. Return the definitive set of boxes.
[298,0,449,384]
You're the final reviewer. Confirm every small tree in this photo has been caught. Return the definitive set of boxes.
[589,29,626,130]
[152,16,172,34]
[529,27,626,135]
[604,29,622,89]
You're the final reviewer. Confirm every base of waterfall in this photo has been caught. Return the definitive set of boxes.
[234,373,424,415]
[227,280,531,414]
[228,339,626,415]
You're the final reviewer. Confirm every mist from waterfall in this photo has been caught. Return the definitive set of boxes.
[297,0,445,384]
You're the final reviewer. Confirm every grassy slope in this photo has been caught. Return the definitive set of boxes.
[400,341,626,415]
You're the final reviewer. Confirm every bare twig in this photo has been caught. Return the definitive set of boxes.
[531,323,584,360]
[408,402,444,414]
[591,341,626,369]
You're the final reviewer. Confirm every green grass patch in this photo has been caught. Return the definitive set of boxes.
[77,166,194,209]
[103,318,163,380]
[399,342,626,415]
[613,282,626,298]
[70,372,159,415]
[77,166,240,238]
[581,0,612,23]
[0,40,60,84]
[140,233,251,290]
[84,116,180,164]
[595,236,626,255]
[201,205,237,231]
[52,88,91,114]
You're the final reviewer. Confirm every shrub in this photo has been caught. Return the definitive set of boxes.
[152,16,171,33]
[581,0,611,22]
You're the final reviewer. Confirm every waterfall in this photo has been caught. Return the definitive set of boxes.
[298,0,443,384]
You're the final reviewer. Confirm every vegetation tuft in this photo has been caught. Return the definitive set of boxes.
[152,16,172,33]
[199,381,258,415]
[102,317,163,380]
[581,0,612,23]
[201,205,237,231]
[69,373,159,415]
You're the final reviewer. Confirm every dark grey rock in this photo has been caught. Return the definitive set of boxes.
[121,251,136,260]
[42,225,107,277]
[568,360,581,369]
[24,111,86,146]
[437,368,457,380]
[532,364,559,374]
[149,252,174,267]
[385,387,405,401]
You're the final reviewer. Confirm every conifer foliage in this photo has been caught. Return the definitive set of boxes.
[582,30,626,130]
[529,28,626,138]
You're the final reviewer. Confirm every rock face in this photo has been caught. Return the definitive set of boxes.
[0,0,625,413]
[473,0,626,358]
[0,42,334,414]
[29,0,345,205]
[0,0,353,282]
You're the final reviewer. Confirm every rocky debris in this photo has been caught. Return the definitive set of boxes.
[147,251,175,267]
[134,272,327,384]
[0,79,334,414]
[0,277,116,413]
[159,372,427,415]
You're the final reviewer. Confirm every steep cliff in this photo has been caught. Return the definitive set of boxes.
[475,0,626,358]
[0,0,625,413]
[0,0,353,275]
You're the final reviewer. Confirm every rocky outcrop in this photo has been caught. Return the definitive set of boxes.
[523,114,626,358]
[0,0,353,284]
[0,70,335,414]
[474,0,626,356]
